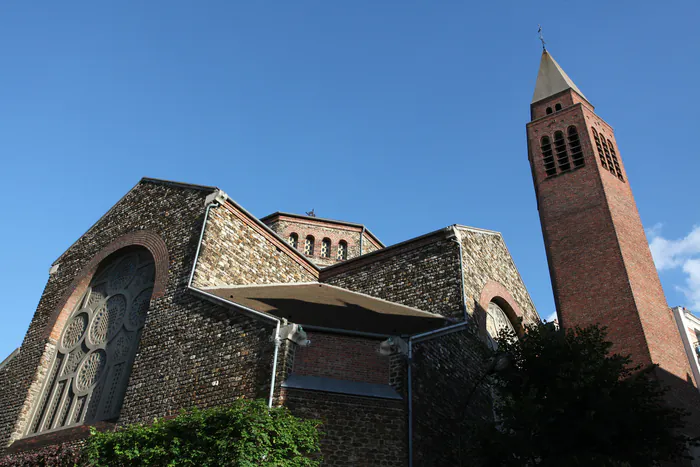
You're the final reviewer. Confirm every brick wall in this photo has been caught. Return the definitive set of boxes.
[0,180,292,455]
[292,332,390,385]
[284,389,406,467]
[322,234,464,319]
[192,205,317,288]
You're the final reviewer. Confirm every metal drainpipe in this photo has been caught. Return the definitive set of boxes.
[359,226,365,256]
[449,226,469,322]
[187,194,282,409]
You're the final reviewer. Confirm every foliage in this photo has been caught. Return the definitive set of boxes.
[471,323,696,467]
[84,399,321,466]
[0,443,83,467]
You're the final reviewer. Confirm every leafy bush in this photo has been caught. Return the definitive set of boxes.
[0,443,83,467]
[0,400,321,467]
[85,399,321,466]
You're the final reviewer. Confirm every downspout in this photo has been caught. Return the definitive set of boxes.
[188,190,282,409]
[359,225,365,256]
[407,226,471,466]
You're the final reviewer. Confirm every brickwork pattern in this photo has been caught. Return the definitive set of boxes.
[527,90,700,439]
[457,228,540,329]
[192,206,317,288]
[323,236,464,318]
[0,181,286,455]
[283,389,407,467]
[292,332,390,385]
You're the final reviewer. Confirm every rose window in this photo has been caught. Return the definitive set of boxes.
[27,248,155,435]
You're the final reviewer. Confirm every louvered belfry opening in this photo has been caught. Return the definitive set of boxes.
[541,136,556,177]
[27,247,155,435]
[553,131,571,172]
[567,126,585,168]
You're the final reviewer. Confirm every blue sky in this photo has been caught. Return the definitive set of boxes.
[1,1,699,359]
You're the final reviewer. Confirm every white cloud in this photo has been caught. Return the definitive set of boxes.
[648,224,700,310]
[544,311,557,323]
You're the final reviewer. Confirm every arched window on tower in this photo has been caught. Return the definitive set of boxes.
[607,139,625,182]
[541,136,556,177]
[304,235,315,256]
[554,131,571,172]
[600,137,617,177]
[546,107,553,115]
[555,103,562,111]
[337,241,348,261]
[567,126,585,168]
[288,233,299,249]
[27,247,155,435]
[591,127,608,170]
[321,238,331,258]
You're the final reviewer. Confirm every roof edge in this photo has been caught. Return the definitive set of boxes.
[260,212,385,247]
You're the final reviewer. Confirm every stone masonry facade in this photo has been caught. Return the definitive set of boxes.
[1,178,541,466]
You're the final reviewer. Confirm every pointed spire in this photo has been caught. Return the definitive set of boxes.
[532,50,587,104]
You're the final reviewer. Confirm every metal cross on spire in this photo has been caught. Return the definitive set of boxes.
[538,25,546,50]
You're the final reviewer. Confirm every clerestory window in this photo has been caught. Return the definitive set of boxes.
[321,238,331,258]
[27,248,155,435]
[304,236,315,256]
[288,233,299,249]
[337,241,348,261]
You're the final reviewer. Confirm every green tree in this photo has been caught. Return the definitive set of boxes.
[472,323,696,466]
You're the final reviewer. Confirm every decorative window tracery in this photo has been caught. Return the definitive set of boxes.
[320,239,331,258]
[485,302,516,351]
[288,233,299,249]
[304,236,314,256]
[28,248,155,435]
[337,241,348,261]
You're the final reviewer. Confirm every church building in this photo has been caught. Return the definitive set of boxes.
[0,49,698,466]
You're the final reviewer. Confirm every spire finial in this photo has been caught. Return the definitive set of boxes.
[538,25,546,51]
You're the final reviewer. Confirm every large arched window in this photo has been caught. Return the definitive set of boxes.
[320,238,331,258]
[304,236,315,256]
[485,302,516,350]
[288,233,299,249]
[553,131,571,172]
[567,126,585,168]
[541,136,556,177]
[27,247,155,435]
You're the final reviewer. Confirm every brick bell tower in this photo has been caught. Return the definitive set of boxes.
[525,50,698,395]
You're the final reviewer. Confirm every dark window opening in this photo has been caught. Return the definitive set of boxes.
[592,128,608,170]
[546,107,553,115]
[555,103,562,111]
[600,137,617,177]
[607,139,625,182]
[567,126,585,168]
[554,131,571,172]
[541,136,556,177]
